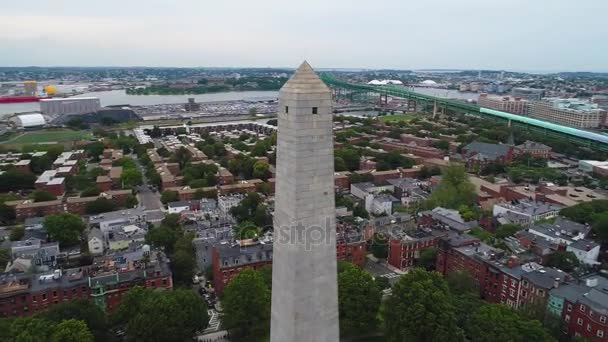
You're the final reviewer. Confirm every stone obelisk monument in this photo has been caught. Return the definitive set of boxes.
[270,61,339,342]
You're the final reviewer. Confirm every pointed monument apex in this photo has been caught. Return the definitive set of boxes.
[281,60,330,94]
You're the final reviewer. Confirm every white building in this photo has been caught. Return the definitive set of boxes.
[168,201,191,214]
[493,200,562,227]
[87,228,104,256]
[350,182,394,200]
[40,97,101,116]
[218,194,244,215]
[365,194,396,216]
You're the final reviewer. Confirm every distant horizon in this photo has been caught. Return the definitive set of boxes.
[1,65,607,75]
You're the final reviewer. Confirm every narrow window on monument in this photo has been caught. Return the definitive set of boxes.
[285,106,289,114]
[312,107,318,114]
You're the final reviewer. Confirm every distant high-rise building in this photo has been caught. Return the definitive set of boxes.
[270,62,339,342]
[478,93,529,115]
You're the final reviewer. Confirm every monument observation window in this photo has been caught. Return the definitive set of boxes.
[312,107,318,114]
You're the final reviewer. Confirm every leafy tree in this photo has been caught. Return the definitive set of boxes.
[9,316,53,341]
[458,205,478,221]
[334,157,347,171]
[44,213,86,247]
[221,268,270,338]
[385,268,463,342]
[161,213,181,228]
[560,200,608,224]
[0,203,16,225]
[160,190,179,204]
[416,247,438,270]
[426,164,476,210]
[42,299,108,342]
[547,250,580,272]
[0,248,11,269]
[112,157,137,169]
[121,168,143,189]
[259,264,273,290]
[374,276,390,290]
[466,304,554,342]
[146,225,179,254]
[495,224,522,239]
[9,225,25,241]
[50,319,94,342]
[84,142,105,161]
[369,233,388,259]
[338,264,381,336]
[112,287,208,342]
[353,204,370,219]
[433,140,450,151]
[335,148,361,171]
[230,192,263,223]
[85,197,116,215]
[252,160,270,180]
[171,233,196,286]
[0,169,36,192]
[233,220,261,240]
[125,194,138,208]
[592,212,608,243]
[81,187,100,197]
[251,139,271,157]
[174,147,192,170]
[30,154,52,174]
[29,190,57,202]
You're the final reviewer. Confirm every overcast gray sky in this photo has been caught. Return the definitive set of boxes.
[0,0,606,72]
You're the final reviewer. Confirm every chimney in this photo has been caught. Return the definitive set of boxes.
[554,277,560,289]
[506,256,519,268]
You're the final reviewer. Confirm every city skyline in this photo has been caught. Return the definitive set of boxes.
[1,0,607,72]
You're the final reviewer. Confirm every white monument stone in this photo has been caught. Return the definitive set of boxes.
[270,61,339,342]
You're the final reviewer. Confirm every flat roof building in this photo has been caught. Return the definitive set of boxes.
[529,98,607,129]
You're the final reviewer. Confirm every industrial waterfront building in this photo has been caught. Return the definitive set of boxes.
[40,97,101,117]
[478,93,529,115]
[529,98,607,129]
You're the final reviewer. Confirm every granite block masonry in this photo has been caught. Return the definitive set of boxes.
[270,61,339,342]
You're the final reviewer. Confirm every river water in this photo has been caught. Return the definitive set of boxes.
[0,90,280,118]
[0,87,479,118]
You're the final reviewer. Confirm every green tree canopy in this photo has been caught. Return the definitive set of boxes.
[466,304,554,342]
[416,247,438,270]
[112,287,208,342]
[426,164,476,210]
[41,299,108,342]
[29,190,57,202]
[50,319,94,342]
[9,317,53,341]
[120,168,143,189]
[160,190,179,204]
[44,213,86,247]
[385,268,463,342]
[546,250,580,272]
[85,197,116,215]
[338,264,381,336]
[221,268,270,338]
[252,160,270,180]
[9,225,25,241]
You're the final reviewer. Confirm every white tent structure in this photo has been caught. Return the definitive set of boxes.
[367,79,403,85]
[10,113,46,128]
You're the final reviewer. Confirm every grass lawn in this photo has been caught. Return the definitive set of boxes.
[379,114,418,123]
[3,130,92,145]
